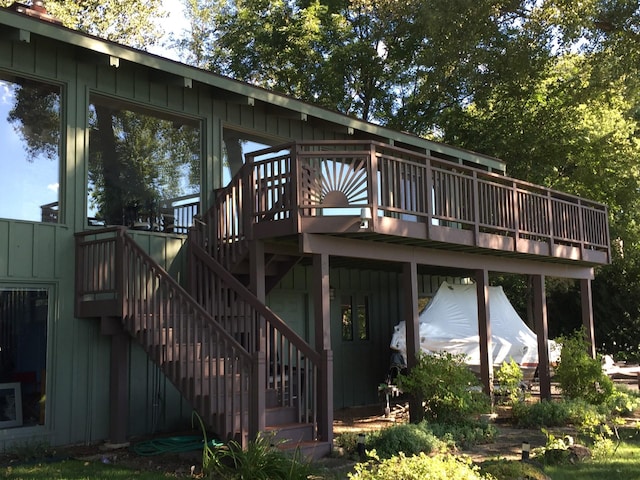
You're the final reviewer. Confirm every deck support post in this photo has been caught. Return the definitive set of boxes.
[532,275,551,400]
[580,278,596,359]
[474,270,493,399]
[249,241,266,440]
[402,261,423,423]
[313,253,333,444]
[103,316,130,445]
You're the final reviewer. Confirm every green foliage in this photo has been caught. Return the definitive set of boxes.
[511,398,607,431]
[480,458,549,480]
[427,420,497,449]
[205,432,314,480]
[555,329,614,405]
[0,0,167,49]
[494,359,525,405]
[348,451,492,480]
[397,352,490,423]
[365,423,448,459]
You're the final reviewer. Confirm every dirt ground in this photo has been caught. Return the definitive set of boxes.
[3,378,639,477]
[0,404,547,477]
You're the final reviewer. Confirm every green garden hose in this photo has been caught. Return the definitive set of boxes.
[131,435,222,456]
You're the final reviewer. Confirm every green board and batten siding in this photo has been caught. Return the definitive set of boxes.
[269,266,465,409]
[0,23,352,448]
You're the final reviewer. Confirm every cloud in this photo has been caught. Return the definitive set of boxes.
[0,81,15,105]
[47,183,59,192]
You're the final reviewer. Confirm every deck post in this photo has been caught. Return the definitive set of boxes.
[249,241,266,439]
[313,253,333,444]
[475,269,493,399]
[532,275,551,400]
[104,316,130,445]
[580,278,596,359]
[402,261,423,423]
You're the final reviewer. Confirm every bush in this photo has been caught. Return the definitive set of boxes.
[555,329,614,405]
[428,420,497,449]
[512,399,572,428]
[366,423,448,459]
[511,398,606,430]
[494,359,525,405]
[349,452,492,480]
[205,433,315,479]
[480,458,549,480]
[397,352,490,423]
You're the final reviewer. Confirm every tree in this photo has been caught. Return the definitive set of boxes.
[0,0,167,49]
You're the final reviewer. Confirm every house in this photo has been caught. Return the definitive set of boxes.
[0,2,609,457]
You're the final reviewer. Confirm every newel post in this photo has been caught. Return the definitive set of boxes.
[368,142,379,229]
[115,227,126,317]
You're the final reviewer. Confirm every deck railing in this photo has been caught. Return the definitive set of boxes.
[75,227,255,445]
[224,141,610,263]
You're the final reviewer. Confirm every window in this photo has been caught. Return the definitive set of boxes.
[341,295,370,342]
[0,288,48,428]
[88,96,201,233]
[0,74,61,223]
[222,128,273,185]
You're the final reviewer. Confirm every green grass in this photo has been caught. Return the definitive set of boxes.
[2,459,179,479]
[544,441,640,480]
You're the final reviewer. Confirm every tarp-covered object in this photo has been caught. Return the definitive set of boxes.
[390,282,560,370]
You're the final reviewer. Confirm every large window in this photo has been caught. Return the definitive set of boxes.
[0,74,61,223]
[88,96,201,233]
[0,288,48,428]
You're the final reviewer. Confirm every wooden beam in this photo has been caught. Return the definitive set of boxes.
[581,278,596,358]
[301,234,595,280]
[107,322,130,445]
[312,253,333,443]
[475,270,493,398]
[402,261,423,423]
[532,275,551,400]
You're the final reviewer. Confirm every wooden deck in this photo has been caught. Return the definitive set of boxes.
[204,141,610,267]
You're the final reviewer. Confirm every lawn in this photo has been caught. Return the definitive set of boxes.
[544,440,640,480]
[2,459,183,480]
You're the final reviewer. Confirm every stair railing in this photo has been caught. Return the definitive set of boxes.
[188,237,323,439]
[75,227,255,446]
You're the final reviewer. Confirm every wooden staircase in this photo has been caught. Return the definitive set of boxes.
[75,227,331,458]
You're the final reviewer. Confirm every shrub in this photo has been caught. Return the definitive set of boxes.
[555,329,614,405]
[480,458,549,480]
[511,398,606,431]
[348,452,492,480]
[366,423,447,459]
[428,420,497,449]
[494,359,524,405]
[397,352,490,423]
[206,432,315,480]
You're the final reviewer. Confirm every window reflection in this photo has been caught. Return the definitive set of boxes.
[88,96,201,233]
[0,74,60,223]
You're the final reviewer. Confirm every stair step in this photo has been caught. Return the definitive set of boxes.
[264,422,313,444]
[151,343,213,363]
[278,440,332,461]
[266,405,297,426]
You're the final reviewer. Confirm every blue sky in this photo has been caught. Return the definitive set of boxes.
[0,82,59,222]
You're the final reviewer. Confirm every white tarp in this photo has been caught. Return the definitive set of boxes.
[390,282,561,369]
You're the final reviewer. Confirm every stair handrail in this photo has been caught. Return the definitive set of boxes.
[189,237,320,364]
[76,227,254,445]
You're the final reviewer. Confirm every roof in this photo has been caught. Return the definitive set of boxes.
[0,4,507,172]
